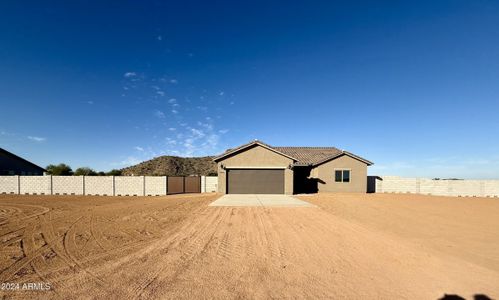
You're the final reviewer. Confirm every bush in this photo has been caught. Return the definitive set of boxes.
[74,167,97,176]
[106,169,122,176]
[46,163,73,175]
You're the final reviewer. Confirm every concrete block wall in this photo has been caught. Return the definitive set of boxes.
[115,176,144,196]
[204,176,218,193]
[19,176,51,195]
[52,176,84,195]
[0,175,217,196]
[483,181,499,196]
[0,176,18,194]
[376,176,499,197]
[376,176,418,194]
[84,176,114,196]
[201,176,206,193]
[145,176,167,196]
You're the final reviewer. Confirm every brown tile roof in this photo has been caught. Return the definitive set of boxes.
[272,147,342,166]
[214,140,373,166]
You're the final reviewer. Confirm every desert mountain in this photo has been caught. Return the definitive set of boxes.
[121,156,217,176]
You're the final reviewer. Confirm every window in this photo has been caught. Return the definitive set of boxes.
[334,170,351,183]
[335,170,342,182]
[343,170,350,182]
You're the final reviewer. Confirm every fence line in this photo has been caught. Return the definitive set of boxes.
[374,176,499,197]
[0,175,218,196]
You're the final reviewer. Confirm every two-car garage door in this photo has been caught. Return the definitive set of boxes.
[227,169,284,194]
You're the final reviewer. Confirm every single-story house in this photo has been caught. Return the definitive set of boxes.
[213,140,373,194]
[0,148,46,175]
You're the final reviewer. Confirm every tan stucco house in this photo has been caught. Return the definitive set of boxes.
[213,140,373,194]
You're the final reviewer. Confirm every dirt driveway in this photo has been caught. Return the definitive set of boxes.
[0,193,498,299]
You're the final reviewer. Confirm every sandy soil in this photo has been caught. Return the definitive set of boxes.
[0,193,498,299]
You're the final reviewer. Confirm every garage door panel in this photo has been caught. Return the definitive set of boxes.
[227,169,284,194]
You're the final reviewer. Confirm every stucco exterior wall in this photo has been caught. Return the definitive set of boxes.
[313,155,368,193]
[216,145,294,194]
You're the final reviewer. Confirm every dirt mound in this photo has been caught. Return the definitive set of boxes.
[121,155,217,176]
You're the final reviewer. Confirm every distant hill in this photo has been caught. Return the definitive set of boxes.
[121,156,217,176]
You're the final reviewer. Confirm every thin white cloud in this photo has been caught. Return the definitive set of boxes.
[170,79,178,84]
[156,91,165,96]
[168,98,177,104]
[27,136,46,142]
[157,35,163,41]
[87,100,94,105]
[218,129,229,134]
[171,109,178,114]
[124,72,137,78]
[120,156,142,166]
[134,146,144,152]
[154,110,165,118]
[219,91,225,96]
[191,128,205,138]
[168,127,176,131]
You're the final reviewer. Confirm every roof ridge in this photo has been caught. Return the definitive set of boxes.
[273,146,340,149]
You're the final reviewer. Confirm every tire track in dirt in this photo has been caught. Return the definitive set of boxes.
[22,221,63,299]
[0,204,50,239]
[0,228,23,249]
[0,223,50,283]
[214,208,236,259]
[79,205,217,299]
[267,208,342,298]
[89,215,109,251]
[0,194,222,299]
[128,207,226,299]
[63,216,106,286]
[137,207,232,299]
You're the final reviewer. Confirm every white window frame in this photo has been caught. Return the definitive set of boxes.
[334,168,351,183]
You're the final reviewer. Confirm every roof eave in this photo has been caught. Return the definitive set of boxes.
[311,151,373,167]
[213,141,298,162]
[0,148,47,172]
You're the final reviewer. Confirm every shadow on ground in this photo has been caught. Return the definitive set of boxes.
[439,294,492,300]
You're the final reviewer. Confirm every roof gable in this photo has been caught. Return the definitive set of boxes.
[0,148,47,172]
[312,151,373,167]
[213,141,297,162]
[213,141,373,166]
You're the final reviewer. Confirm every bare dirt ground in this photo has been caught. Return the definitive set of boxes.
[0,193,498,299]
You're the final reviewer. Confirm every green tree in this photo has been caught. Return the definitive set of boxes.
[45,163,73,175]
[106,169,122,176]
[74,167,97,176]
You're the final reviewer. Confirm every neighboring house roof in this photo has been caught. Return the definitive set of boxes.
[0,148,47,172]
[213,140,373,166]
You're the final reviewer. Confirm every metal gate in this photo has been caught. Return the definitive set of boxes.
[167,176,201,194]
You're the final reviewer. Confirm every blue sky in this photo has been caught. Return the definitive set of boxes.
[1,1,499,178]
